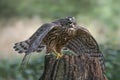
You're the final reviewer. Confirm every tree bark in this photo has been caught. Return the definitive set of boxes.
[39,54,108,80]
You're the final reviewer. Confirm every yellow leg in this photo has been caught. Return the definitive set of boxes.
[53,49,63,59]
[56,52,63,59]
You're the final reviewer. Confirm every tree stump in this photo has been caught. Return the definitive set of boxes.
[39,54,108,80]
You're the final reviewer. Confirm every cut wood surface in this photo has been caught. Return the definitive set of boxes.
[39,54,108,80]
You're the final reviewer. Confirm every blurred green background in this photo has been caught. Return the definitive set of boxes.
[0,0,120,80]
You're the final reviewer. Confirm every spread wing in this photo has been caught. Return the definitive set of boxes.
[65,26,105,71]
[65,26,100,54]
[14,23,59,54]
[13,22,60,66]
[26,23,59,53]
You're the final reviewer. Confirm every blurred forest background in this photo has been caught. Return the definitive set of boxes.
[0,0,120,80]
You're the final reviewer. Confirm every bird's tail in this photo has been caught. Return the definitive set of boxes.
[13,40,45,54]
[20,53,32,68]
[13,40,30,54]
[13,40,45,67]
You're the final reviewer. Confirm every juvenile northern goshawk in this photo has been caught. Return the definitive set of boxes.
[13,17,104,71]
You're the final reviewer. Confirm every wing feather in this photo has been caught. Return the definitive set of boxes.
[65,26,100,54]
[26,23,59,53]
[18,23,59,66]
[65,26,105,72]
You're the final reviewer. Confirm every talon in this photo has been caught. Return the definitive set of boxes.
[56,53,63,59]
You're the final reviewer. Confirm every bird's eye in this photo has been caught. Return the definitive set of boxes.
[68,17,74,23]
[69,18,72,21]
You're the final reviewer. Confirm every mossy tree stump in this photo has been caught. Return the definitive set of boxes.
[39,54,108,80]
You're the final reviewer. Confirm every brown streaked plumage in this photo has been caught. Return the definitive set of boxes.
[13,17,105,72]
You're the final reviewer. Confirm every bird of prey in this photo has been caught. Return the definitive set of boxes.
[13,17,104,71]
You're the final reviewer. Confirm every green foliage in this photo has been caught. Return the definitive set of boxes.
[93,0,120,29]
[0,0,20,17]
[102,45,120,80]
[0,55,44,80]
[0,0,95,18]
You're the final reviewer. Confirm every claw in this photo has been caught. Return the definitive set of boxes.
[56,53,63,59]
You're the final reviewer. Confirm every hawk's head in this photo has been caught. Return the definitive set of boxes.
[58,17,77,28]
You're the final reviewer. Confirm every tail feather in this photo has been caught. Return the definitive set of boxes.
[13,40,30,54]
[13,40,45,53]
[21,54,31,66]
[14,40,45,67]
